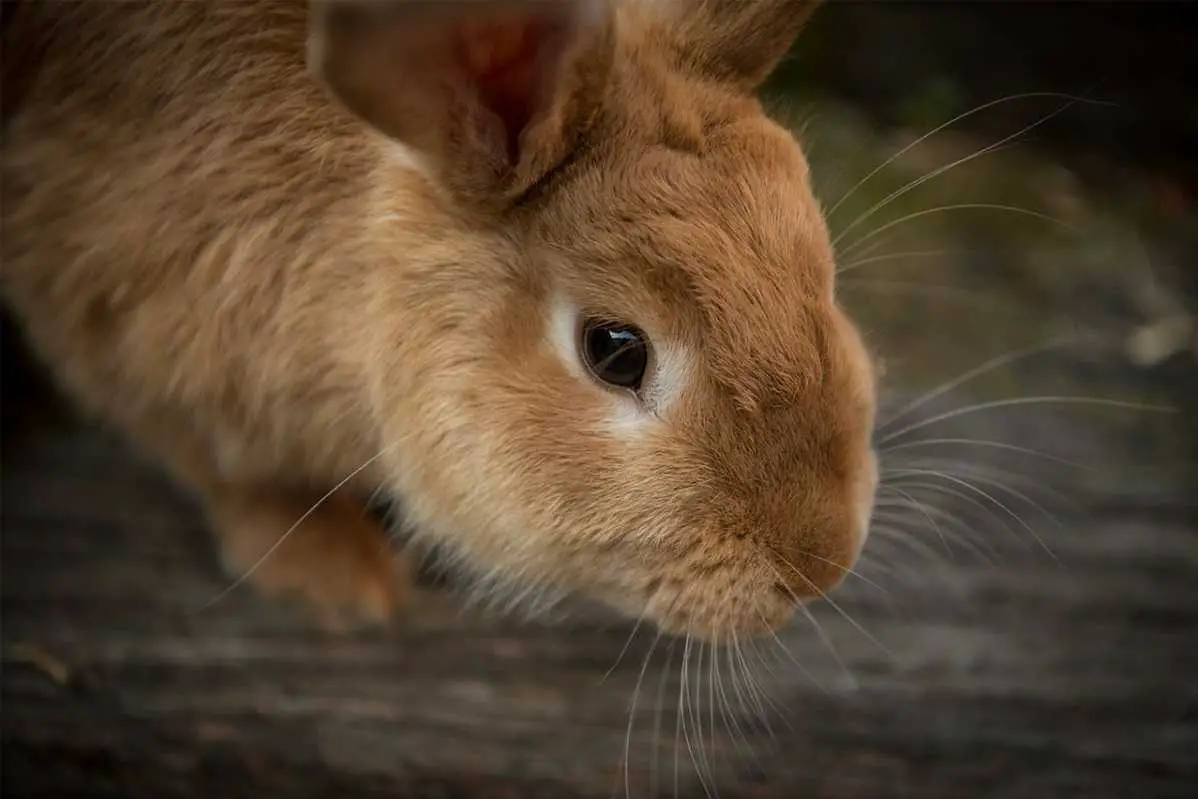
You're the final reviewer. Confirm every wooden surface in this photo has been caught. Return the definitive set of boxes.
[2,364,1196,798]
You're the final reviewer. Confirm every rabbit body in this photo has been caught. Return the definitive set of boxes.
[0,0,879,639]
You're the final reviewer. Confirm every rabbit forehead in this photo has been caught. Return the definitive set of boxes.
[538,117,836,408]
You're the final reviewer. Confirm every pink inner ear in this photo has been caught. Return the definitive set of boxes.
[453,15,566,164]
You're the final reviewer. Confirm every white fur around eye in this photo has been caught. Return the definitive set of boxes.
[547,295,691,435]
[641,336,690,414]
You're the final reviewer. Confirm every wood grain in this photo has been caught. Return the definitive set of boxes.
[3,387,1195,798]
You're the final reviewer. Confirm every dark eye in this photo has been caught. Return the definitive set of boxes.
[580,319,650,391]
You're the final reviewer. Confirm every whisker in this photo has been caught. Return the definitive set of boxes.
[823,90,1114,219]
[761,607,830,693]
[673,638,685,799]
[650,638,676,799]
[679,635,717,799]
[838,278,1001,306]
[878,481,1014,556]
[867,522,976,573]
[836,247,959,276]
[713,641,760,770]
[801,602,858,689]
[887,468,1056,559]
[723,636,754,727]
[831,141,1016,250]
[733,630,786,740]
[771,557,894,660]
[874,492,1000,554]
[873,511,995,569]
[828,228,901,267]
[200,446,393,610]
[694,642,718,795]
[877,335,1082,433]
[604,614,647,682]
[831,93,1089,250]
[892,455,1082,517]
[879,395,1175,447]
[759,559,846,686]
[731,631,773,734]
[620,629,662,799]
[705,642,723,794]
[741,638,795,746]
[959,472,1066,533]
[836,202,1076,263]
[898,459,1073,530]
[881,436,1087,469]
[879,484,952,557]
[761,540,890,596]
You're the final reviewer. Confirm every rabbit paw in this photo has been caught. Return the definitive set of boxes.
[210,487,410,629]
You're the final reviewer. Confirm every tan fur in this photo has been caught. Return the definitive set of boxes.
[1,0,877,641]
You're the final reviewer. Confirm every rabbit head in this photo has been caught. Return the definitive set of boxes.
[311,0,878,640]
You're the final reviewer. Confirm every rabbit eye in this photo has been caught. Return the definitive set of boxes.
[580,319,649,391]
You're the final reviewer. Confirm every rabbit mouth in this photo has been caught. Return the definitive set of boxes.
[597,552,802,644]
[612,471,879,643]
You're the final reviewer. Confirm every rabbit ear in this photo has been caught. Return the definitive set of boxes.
[309,0,615,210]
[664,0,822,92]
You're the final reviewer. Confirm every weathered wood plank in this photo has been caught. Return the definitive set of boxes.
[3,405,1196,798]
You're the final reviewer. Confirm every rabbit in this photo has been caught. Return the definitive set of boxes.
[0,0,879,641]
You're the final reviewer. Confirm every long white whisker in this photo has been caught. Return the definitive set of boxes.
[824,91,1114,219]
[879,480,1013,555]
[882,437,1087,469]
[713,641,757,769]
[832,94,1088,250]
[876,486,998,548]
[759,559,844,686]
[761,608,829,693]
[879,484,952,557]
[604,614,647,682]
[693,642,717,795]
[674,637,685,799]
[869,520,982,570]
[762,540,889,596]
[837,202,1075,262]
[729,631,768,732]
[896,460,1072,530]
[679,635,716,799]
[771,558,893,660]
[837,278,1001,306]
[879,396,1175,446]
[877,335,1080,432]
[705,643,722,794]
[650,638,676,799]
[200,446,392,610]
[837,247,959,276]
[621,629,662,799]
[733,630,782,737]
[892,455,1082,516]
[887,468,1057,559]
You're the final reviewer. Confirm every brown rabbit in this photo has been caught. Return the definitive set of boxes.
[0,0,879,641]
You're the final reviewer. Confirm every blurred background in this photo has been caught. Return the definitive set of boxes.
[3,2,1196,798]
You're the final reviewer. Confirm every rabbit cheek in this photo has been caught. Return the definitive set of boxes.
[854,450,880,558]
